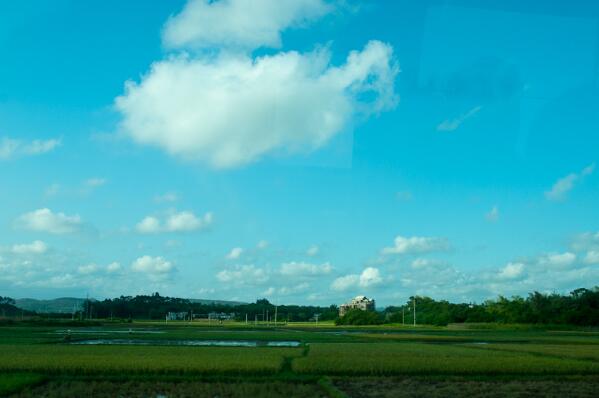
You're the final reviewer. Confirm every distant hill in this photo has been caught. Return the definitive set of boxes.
[15,298,85,314]
[1,302,33,317]
[15,297,246,313]
[187,298,247,306]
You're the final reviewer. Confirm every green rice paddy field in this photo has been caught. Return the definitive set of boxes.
[1,322,598,397]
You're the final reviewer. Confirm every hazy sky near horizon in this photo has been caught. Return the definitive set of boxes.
[1,0,598,306]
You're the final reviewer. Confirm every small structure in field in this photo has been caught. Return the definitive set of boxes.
[166,311,189,321]
[339,295,376,316]
[207,312,235,321]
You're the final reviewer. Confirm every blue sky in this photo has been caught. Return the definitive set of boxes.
[1,0,598,305]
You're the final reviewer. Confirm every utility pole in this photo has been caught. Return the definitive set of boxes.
[266,310,269,326]
[402,306,405,325]
[245,313,248,324]
[254,314,257,326]
[274,306,278,326]
[413,297,416,327]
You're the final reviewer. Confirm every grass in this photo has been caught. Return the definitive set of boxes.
[0,373,46,396]
[292,343,599,375]
[465,343,599,361]
[0,345,302,375]
[2,322,599,396]
[333,377,599,398]
[0,324,364,344]
[353,332,599,345]
[10,380,329,398]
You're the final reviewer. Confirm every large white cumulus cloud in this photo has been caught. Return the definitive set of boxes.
[116,0,398,169]
[116,42,398,168]
[162,0,331,50]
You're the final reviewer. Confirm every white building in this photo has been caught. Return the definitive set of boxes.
[166,311,188,321]
[339,295,376,316]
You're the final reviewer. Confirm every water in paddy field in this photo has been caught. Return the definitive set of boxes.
[53,329,166,334]
[68,339,301,347]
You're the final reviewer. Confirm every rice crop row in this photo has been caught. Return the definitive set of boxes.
[333,376,599,398]
[351,331,599,345]
[0,373,46,396]
[465,343,599,361]
[12,380,329,398]
[0,345,302,375]
[292,343,599,375]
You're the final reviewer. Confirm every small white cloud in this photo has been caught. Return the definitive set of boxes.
[410,258,443,269]
[497,262,524,280]
[582,163,595,176]
[35,273,76,288]
[216,264,269,285]
[0,137,19,159]
[162,0,332,51]
[0,137,61,160]
[280,261,332,276]
[538,252,576,269]
[131,255,174,274]
[22,139,61,155]
[80,178,108,196]
[359,267,382,287]
[396,191,413,201]
[263,282,310,297]
[437,105,482,132]
[278,282,310,295]
[11,240,47,255]
[545,163,594,201]
[571,231,599,252]
[16,208,82,235]
[331,267,383,291]
[44,183,61,198]
[331,274,360,292]
[85,178,107,188]
[545,173,578,201]
[106,262,122,273]
[382,235,450,255]
[485,205,499,222]
[165,211,211,232]
[135,211,212,234]
[306,245,320,257]
[257,240,269,249]
[154,192,178,203]
[165,239,182,249]
[78,263,99,275]
[136,216,161,234]
[226,247,244,260]
[583,251,599,265]
[197,287,216,295]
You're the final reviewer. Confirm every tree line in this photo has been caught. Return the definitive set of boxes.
[377,287,599,326]
[79,294,339,322]
[0,296,34,318]
[3,287,598,326]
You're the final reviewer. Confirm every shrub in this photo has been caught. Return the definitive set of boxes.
[335,309,383,325]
